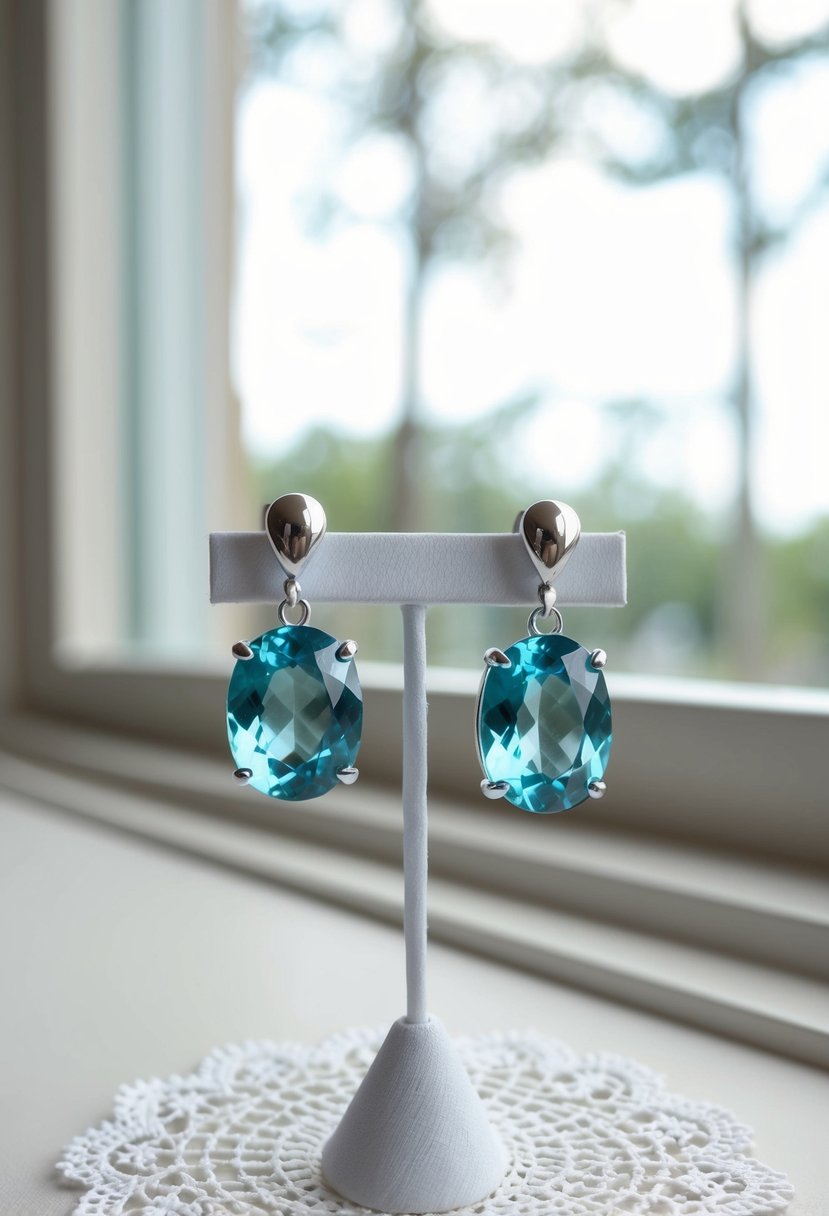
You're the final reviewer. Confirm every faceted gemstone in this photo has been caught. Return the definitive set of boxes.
[227,625,362,801]
[477,633,611,814]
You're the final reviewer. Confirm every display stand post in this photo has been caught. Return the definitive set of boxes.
[402,603,428,1025]
[210,526,626,1214]
[321,602,508,1212]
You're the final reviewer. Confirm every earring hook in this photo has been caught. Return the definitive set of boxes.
[265,492,326,625]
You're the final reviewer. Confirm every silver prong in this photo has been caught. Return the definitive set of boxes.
[587,780,606,799]
[233,768,253,785]
[337,766,359,785]
[589,649,607,670]
[336,639,359,662]
[481,779,510,799]
[484,647,512,669]
[232,641,254,661]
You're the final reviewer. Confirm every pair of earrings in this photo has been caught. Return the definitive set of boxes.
[226,494,612,813]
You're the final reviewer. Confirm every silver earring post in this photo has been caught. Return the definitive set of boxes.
[517,500,581,636]
[265,492,326,626]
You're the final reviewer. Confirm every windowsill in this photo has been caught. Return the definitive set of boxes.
[41,649,829,717]
[1,709,826,1070]
[22,653,829,868]
[0,787,826,1216]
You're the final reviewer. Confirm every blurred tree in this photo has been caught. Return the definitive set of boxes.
[575,2,829,675]
[246,0,590,529]
[243,0,829,683]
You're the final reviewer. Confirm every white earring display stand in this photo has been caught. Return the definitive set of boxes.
[210,526,626,1215]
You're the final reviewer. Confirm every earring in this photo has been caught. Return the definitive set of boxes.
[226,493,363,801]
[476,500,611,813]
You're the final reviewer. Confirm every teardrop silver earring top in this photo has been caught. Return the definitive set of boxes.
[518,499,581,584]
[265,493,327,578]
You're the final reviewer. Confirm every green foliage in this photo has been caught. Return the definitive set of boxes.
[250,414,828,684]
[766,522,829,684]
[251,427,395,531]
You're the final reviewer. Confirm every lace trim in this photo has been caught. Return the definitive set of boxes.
[57,1028,793,1215]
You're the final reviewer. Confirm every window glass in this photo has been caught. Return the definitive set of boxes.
[52,0,829,685]
[235,0,829,683]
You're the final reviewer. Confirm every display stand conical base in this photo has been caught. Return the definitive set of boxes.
[321,1016,507,1215]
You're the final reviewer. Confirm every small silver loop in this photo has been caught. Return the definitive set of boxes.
[538,582,557,617]
[283,577,300,609]
[528,604,563,637]
[278,598,311,627]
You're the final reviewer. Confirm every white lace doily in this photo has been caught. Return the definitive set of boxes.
[57,1028,793,1216]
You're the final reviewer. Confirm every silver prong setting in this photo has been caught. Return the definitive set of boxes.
[337,766,359,785]
[484,647,512,669]
[589,649,607,670]
[336,639,359,663]
[232,641,254,661]
[481,779,510,799]
[587,779,606,799]
[233,767,253,785]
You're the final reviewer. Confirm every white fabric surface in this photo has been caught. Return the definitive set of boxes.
[57,1027,794,1216]
[209,532,626,606]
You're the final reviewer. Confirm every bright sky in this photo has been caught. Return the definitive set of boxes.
[232,0,829,535]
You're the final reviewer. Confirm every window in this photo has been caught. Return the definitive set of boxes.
[43,0,829,691]
[5,0,818,840]
[3,0,826,1066]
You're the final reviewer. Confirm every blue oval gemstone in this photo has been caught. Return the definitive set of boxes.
[227,626,363,801]
[477,633,611,814]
